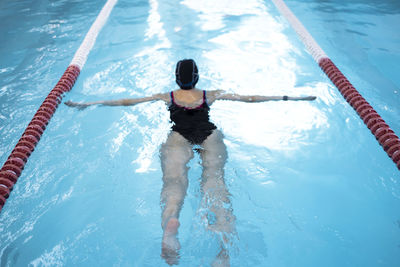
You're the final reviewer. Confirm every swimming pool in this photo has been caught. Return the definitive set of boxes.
[1,0,399,266]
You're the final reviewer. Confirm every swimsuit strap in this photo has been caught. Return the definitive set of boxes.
[170,90,207,108]
[203,90,208,105]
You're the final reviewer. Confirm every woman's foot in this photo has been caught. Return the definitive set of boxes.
[212,247,230,267]
[161,217,180,265]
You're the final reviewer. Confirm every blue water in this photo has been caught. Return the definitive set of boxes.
[0,0,399,266]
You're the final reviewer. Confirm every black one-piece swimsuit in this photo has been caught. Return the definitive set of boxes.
[168,91,217,145]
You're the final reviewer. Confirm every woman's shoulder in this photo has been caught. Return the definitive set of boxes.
[152,92,171,102]
[204,89,226,104]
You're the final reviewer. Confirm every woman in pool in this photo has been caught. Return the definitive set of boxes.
[66,59,316,266]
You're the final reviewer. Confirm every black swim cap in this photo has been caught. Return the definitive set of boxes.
[175,59,199,90]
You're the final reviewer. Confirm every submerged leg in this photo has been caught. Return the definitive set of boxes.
[160,131,193,265]
[200,130,235,267]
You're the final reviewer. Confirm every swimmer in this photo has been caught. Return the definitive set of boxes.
[65,59,316,266]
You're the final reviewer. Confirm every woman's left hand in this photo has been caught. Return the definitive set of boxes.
[302,96,317,101]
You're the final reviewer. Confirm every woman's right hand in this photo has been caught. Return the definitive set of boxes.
[64,101,90,110]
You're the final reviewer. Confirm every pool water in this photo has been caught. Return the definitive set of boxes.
[0,0,399,266]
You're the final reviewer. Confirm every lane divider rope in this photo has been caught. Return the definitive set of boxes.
[0,0,118,212]
[271,0,400,171]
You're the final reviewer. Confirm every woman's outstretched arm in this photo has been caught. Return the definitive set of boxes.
[65,93,170,109]
[206,90,316,105]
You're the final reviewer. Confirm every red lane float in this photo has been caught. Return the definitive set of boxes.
[2,164,22,177]
[0,195,5,207]
[0,0,140,212]
[9,152,29,163]
[319,58,400,169]
[4,158,25,169]
[0,186,10,199]
[272,0,400,171]
[12,146,32,157]
[0,65,80,211]
[0,171,18,183]
[0,178,14,189]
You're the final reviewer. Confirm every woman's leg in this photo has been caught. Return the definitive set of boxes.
[200,130,234,233]
[160,131,193,264]
[200,130,235,266]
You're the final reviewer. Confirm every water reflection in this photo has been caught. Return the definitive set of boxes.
[301,0,400,15]
[182,0,331,150]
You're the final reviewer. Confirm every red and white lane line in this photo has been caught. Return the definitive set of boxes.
[271,0,400,171]
[0,0,118,211]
